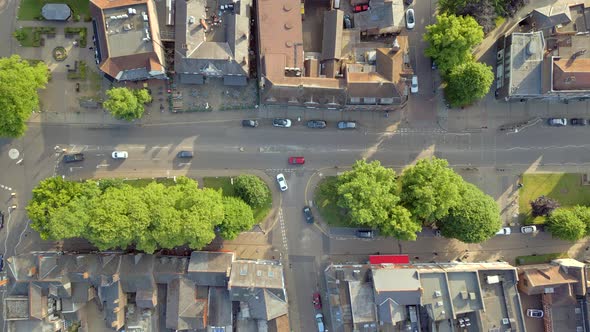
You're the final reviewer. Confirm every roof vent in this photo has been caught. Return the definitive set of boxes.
[283,3,293,11]
[188,16,195,24]
[285,22,293,30]
[285,41,293,47]
[526,41,539,56]
[391,37,400,52]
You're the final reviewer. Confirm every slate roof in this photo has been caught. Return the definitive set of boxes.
[532,3,572,30]
[41,4,71,21]
[247,288,288,321]
[187,251,233,286]
[321,10,343,61]
[166,277,207,330]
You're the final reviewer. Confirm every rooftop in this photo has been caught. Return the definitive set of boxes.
[229,260,284,290]
[508,31,545,96]
[41,3,71,21]
[188,251,234,273]
[103,4,153,58]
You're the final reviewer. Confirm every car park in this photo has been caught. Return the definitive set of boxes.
[303,206,314,223]
[357,229,374,238]
[63,153,85,163]
[276,173,288,191]
[337,121,356,129]
[307,120,327,129]
[411,75,418,93]
[289,156,305,165]
[352,3,369,12]
[405,9,415,29]
[570,118,587,126]
[242,119,258,127]
[316,313,325,332]
[272,118,292,128]
[177,151,194,158]
[547,118,567,126]
[312,292,322,310]
[521,225,537,233]
[496,227,511,235]
[112,151,128,159]
[527,309,544,318]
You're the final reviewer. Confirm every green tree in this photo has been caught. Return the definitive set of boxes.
[424,14,484,75]
[176,185,224,249]
[546,208,587,241]
[438,182,501,243]
[103,87,151,121]
[0,55,49,137]
[400,157,463,223]
[336,160,420,240]
[571,205,590,235]
[444,61,494,107]
[13,29,27,42]
[234,175,271,208]
[219,196,255,239]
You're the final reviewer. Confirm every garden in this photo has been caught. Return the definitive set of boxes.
[13,27,56,47]
[18,0,90,21]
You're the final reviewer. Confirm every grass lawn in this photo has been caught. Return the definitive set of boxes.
[314,176,353,227]
[203,177,271,223]
[122,178,177,187]
[18,0,90,20]
[515,252,569,266]
[519,173,590,224]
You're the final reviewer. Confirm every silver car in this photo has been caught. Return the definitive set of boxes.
[112,151,128,159]
[547,118,567,126]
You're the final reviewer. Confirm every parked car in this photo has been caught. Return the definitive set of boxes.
[316,313,325,332]
[177,151,194,158]
[289,156,305,165]
[547,118,567,126]
[242,119,259,127]
[405,9,415,29]
[337,121,356,129]
[312,292,322,310]
[111,151,129,159]
[273,118,292,128]
[411,75,418,93]
[352,3,369,12]
[527,309,544,318]
[307,120,327,129]
[521,225,537,234]
[405,0,414,4]
[431,60,437,70]
[63,153,85,163]
[570,118,587,126]
[0,254,3,271]
[75,82,80,92]
[343,14,353,29]
[357,229,374,238]
[0,211,4,229]
[276,173,288,191]
[496,227,511,235]
[303,206,314,223]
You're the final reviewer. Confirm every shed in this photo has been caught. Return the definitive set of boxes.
[41,4,72,21]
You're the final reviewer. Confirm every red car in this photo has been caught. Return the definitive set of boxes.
[353,4,369,12]
[313,292,322,310]
[289,156,305,165]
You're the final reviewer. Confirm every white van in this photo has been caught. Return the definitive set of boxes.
[316,313,325,332]
[334,0,340,9]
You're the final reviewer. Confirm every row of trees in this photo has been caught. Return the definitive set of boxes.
[330,158,501,243]
[439,0,528,34]
[26,176,267,252]
[424,14,494,108]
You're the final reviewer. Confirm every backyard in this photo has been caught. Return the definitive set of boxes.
[18,0,90,20]
[519,173,590,224]
[203,177,271,223]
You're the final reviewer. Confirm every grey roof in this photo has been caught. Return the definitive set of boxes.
[208,287,233,329]
[229,261,285,291]
[224,75,248,86]
[136,289,157,308]
[447,271,483,314]
[100,279,126,330]
[41,3,71,20]
[188,252,234,273]
[119,254,155,293]
[166,277,206,330]
[507,31,545,96]
[353,0,404,32]
[373,268,420,293]
[377,298,405,325]
[179,73,204,84]
[247,289,288,321]
[153,256,189,284]
[348,281,377,324]
[532,3,572,30]
[3,297,29,320]
[321,10,344,61]
[419,272,452,321]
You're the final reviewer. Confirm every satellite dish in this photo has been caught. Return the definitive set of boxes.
[8,149,19,160]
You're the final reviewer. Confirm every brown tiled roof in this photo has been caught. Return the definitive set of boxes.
[91,0,147,10]
[520,265,578,287]
[552,58,590,91]
[99,52,162,79]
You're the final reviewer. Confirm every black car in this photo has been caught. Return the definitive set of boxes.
[242,119,259,127]
[0,211,4,229]
[63,153,85,163]
[177,151,194,158]
[303,206,314,223]
[0,254,4,271]
[356,229,374,238]
[307,120,327,129]
[571,118,587,126]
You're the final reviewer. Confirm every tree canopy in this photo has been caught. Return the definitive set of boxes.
[336,160,421,240]
[546,207,587,241]
[27,176,254,252]
[103,87,152,121]
[234,175,271,208]
[400,157,463,223]
[444,61,494,107]
[438,182,502,243]
[424,14,484,75]
[0,55,49,137]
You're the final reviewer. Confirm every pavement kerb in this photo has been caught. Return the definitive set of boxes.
[89,168,281,233]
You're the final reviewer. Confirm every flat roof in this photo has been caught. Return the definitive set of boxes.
[348,281,377,324]
[447,271,483,314]
[229,261,284,290]
[103,4,153,58]
[419,272,453,321]
[508,32,544,96]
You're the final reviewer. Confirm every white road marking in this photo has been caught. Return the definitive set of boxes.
[178,163,191,167]
[278,208,288,252]
[69,167,83,172]
[96,164,110,168]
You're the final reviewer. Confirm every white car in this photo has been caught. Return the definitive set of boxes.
[496,227,511,235]
[316,313,325,332]
[276,173,288,191]
[405,8,415,29]
[521,225,537,233]
[527,309,544,318]
[111,151,128,159]
[410,75,418,94]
